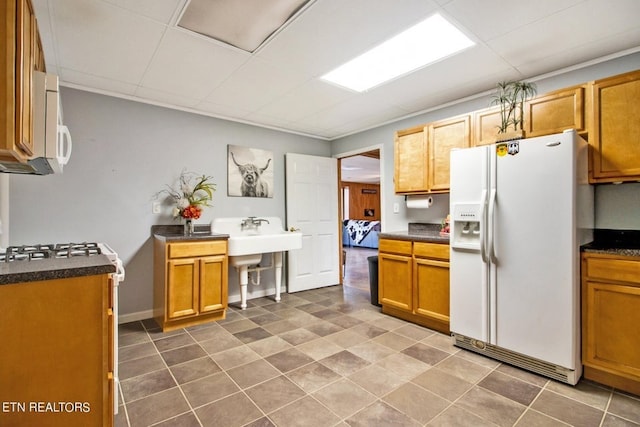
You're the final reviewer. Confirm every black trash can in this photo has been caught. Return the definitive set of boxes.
[367,255,381,307]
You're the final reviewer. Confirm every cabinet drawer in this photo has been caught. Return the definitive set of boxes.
[379,239,412,256]
[585,257,640,285]
[168,241,227,258]
[414,242,449,260]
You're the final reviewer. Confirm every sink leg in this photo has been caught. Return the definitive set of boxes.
[274,251,283,302]
[238,266,248,309]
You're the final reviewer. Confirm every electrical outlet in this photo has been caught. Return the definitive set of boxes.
[152,201,161,214]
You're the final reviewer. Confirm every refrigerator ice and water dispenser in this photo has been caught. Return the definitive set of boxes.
[451,203,482,250]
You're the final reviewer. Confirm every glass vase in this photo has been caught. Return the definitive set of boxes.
[184,219,194,236]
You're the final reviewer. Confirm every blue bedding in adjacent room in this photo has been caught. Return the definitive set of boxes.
[342,219,381,249]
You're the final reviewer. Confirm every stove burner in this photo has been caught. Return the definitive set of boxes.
[1,242,102,262]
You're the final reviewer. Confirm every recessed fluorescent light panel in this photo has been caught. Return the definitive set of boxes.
[321,14,474,92]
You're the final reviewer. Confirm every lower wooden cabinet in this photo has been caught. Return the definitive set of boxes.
[154,238,228,331]
[379,239,413,310]
[0,274,113,427]
[582,252,640,395]
[379,238,450,333]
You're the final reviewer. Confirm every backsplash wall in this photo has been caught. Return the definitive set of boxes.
[595,183,640,229]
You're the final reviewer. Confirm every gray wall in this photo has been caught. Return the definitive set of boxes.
[7,52,640,318]
[9,89,329,318]
[331,51,640,232]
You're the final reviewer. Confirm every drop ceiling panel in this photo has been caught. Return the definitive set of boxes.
[516,28,640,77]
[62,68,139,96]
[195,100,253,120]
[102,0,184,24]
[140,28,249,98]
[488,0,640,69]
[443,0,586,41]
[254,80,354,123]
[50,0,166,84]
[134,86,201,109]
[204,57,309,113]
[296,92,408,133]
[32,0,640,140]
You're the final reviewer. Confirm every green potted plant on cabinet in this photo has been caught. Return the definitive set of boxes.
[491,80,537,141]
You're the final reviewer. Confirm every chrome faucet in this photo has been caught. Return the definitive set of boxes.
[241,217,270,230]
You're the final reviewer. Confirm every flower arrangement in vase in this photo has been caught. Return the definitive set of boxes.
[161,171,216,234]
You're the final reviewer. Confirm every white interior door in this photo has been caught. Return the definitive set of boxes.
[286,153,340,293]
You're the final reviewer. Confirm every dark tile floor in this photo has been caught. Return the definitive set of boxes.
[115,247,640,427]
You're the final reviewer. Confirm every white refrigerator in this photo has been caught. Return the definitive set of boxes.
[449,130,593,385]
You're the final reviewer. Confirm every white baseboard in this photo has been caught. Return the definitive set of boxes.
[117,287,280,324]
[118,310,154,324]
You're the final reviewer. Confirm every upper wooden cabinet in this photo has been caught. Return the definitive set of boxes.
[473,86,586,146]
[427,114,471,192]
[524,85,586,138]
[394,125,428,194]
[1,0,44,163]
[473,106,502,146]
[589,70,640,183]
[394,115,470,194]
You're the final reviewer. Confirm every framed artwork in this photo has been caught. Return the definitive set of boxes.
[227,145,274,198]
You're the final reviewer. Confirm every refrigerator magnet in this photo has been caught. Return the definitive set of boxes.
[496,143,508,157]
[507,141,520,155]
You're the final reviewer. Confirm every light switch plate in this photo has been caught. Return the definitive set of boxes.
[393,203,400,213]
[152,201,161,214]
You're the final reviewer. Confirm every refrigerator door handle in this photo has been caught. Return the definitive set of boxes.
[479,189,488,263]
[488,188,497,263]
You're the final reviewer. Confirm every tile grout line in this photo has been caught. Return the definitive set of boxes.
[146,322,204,427]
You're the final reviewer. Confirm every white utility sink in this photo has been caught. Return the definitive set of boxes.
[211,217,302,309]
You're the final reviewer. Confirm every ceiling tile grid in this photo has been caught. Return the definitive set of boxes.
[30,0,640,140]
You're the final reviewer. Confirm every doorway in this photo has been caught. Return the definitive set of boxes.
[338,148,382,294]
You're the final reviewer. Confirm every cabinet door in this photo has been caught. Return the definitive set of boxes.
[428,114,471,192]
[167,258,199,319]
[394,126,428,194]
[414,258,450,324]
[199,255,227,313]
[473,106,502,146]
[16,0,36,156]
[34,30,45,72]
[590,70,640,182]
[524,86,585,138]
[379,252,412,311]
[583,280,640,379]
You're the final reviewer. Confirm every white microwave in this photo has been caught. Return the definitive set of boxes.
[0,71,72,175]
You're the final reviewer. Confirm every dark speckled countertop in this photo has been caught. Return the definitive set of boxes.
[151,224,229,242]
[0,255,116,285]
[582,229,640,257]
[379,223,450,244]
